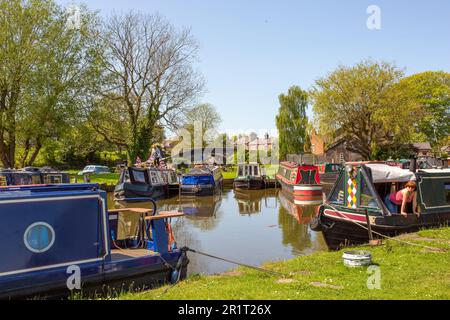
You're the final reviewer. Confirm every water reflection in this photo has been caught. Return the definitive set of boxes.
[234,189,278,215]
[107,188,327,275]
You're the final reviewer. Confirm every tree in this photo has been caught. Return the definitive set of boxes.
[0,0,102,167]
[311,60,421,160]
[97,12,204,164]
[398,71,450,147]
[183,103,222,147]
[275,86,309,160]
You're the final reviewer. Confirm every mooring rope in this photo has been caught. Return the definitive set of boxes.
[325,203,448,252]
[183,247,287,277]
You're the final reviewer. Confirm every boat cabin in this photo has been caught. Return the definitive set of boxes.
[327,162,450,216]
[0,169,69,186]
[236,163,264,178]
[277,162,321,185]
[0,184,187,299]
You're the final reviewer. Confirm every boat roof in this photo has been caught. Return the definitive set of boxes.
[418,168,450,174]
[280,161,318,170]
[365,163,415,183]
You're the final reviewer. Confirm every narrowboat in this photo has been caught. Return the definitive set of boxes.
[318,163,342,185]
[310,161,450,250]
[0,183,188,299]
[0,167,69,186]
[275,161,323,205]
[114,167,174,201]
[233,163,267,190]
[180,165,223,196]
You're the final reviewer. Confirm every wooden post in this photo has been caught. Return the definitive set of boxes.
[365,209,373,241]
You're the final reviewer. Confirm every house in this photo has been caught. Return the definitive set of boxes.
[412,142,432,157]
[325,139,363,163]
[310,130,324,155]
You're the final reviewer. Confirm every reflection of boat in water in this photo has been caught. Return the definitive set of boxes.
[168,194,223,219]
[278,190,318,224]
[234,189,278,215]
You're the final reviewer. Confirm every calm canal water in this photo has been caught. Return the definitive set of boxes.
[107,187,328,275]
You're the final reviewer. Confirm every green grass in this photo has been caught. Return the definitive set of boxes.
[118,228,450,300]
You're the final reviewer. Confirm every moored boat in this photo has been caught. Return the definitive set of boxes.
[233,163,267,190]
[318,163,342,185]
[0,183,188,299]
[275,161,323,205]
[114,167,175,201]
[310,161,450,250]
[0,167,69,186]
[180,165,223,196]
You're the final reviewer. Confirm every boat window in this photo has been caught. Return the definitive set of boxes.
[132,170,146,183]
[254,166,259,176]
[238,166,244,176]
[360,177,380,208]
[329,173,344,205]
[248,166,253,176]
[0,176,6,186]
[24,222,55,253]
[150,172,158,184]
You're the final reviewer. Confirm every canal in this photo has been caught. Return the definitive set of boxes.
[108,187,329,276]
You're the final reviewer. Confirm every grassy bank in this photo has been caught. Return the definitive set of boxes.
[120,228,450,300]
[221,164,279,180]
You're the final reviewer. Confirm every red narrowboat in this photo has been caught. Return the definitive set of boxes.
[275,161,323,205]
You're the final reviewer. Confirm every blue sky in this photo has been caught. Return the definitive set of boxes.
[58,0,450,134]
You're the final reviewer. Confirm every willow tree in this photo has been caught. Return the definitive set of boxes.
[96,12,204,164]
[311,60,421,160]
[0,0,102,168]
[275,86,309,160]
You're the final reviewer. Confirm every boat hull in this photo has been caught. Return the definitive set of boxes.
[180,182,221,196]
[313,206,450,250]
[233,177,265,190]
[114,182,167,201]
[0,252,188,300]
[276,175,323,205]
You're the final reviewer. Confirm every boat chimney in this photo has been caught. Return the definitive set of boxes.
[410,155,417,173]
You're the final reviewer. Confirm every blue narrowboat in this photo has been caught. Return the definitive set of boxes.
[0,184,188,299]
[180,165,223,196]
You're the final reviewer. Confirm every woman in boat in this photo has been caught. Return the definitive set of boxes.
[383,180,418,216]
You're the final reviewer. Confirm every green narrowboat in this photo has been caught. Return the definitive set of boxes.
[310,162,450,250]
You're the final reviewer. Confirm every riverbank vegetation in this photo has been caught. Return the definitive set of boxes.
[118,228,450,300]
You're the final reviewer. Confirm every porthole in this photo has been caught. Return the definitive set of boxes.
[24,222,55,253]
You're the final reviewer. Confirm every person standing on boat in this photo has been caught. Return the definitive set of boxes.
[384,181,418,216]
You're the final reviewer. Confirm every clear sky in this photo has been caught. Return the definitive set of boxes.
[57,0,450,135]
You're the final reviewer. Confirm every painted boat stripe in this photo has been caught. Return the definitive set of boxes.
[324,209,367,223]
